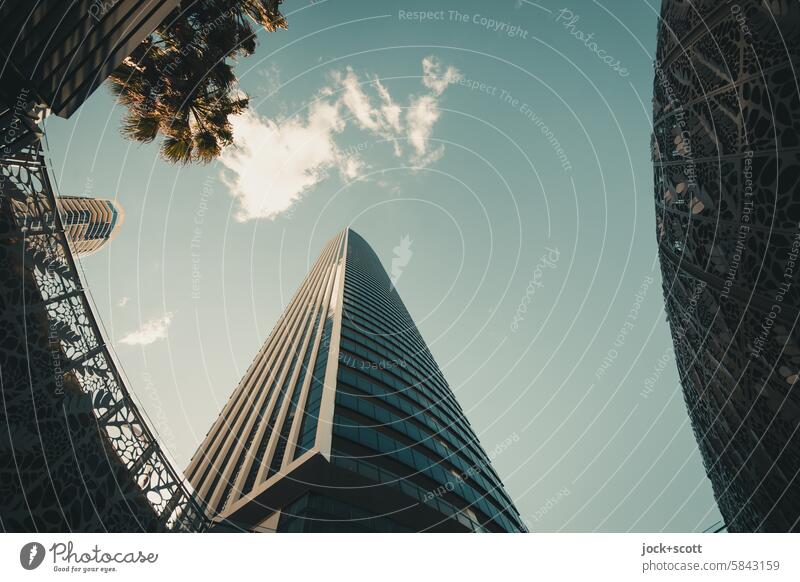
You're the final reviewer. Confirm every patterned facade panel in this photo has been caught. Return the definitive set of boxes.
[1,112,206,531]
[655,0,800,531]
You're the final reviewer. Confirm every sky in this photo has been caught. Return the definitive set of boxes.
[42,0,722,532]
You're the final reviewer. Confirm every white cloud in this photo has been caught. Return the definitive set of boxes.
[119,313,173,346]
[374,79,402,132]
[410,57,460,164]
[117,296,130,308]
[220,101,345,221]
[337,67,381,131]
[407,94,444,163]
[335,69,405,156]
[257,62,282,95]
[221,56,460,221]
[339,156,366,180]
[421,56,461,96]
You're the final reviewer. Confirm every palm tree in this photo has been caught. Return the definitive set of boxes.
[108,0,286,164]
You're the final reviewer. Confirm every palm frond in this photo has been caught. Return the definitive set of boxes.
[108,0,288,163]
[161,135,194,164]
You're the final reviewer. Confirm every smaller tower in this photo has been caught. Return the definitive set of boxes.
[57,196,125,257]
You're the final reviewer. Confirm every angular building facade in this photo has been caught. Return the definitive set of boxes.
[58,196,125,256]
[186,229,527,532]
[653,0,800,531]
[0,0,179,117]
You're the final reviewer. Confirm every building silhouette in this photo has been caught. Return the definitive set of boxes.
[186,229,527,532]
[58,196,125,256]
[0,0,206,533]
[0,0,179,118]
[653,0,800,531]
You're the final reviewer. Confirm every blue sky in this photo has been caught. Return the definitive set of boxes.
[43,0,721,531]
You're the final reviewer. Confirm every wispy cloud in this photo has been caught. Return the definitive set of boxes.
[339,155,366,180]
[337,67,382,131]
[256,62,282,95]
[407,95,444,164]
[221,56,460,221]
[117,296,130,308]
[119,313,173,346]
[421,56,461,96]
[375,78,402,132]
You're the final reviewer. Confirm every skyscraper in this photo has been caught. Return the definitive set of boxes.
[0,0,179,118]
[653,0,800,531]
[58,196,125,256]
[186,229,527,532]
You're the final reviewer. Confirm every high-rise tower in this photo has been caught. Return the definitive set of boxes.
[57,196,125,256]
[653,0,800,531]
[16,195,125,256]
[186,229,527,532]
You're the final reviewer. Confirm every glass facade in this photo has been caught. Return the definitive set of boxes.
[277,492,409,533]
[53,196,124,256]
[330,231,525,532]
[186,229,527,532]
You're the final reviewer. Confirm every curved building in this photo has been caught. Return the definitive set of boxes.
[1,124,205,532]
[653,0,800,531]
[58,196,125,256]
[186,229,527,532]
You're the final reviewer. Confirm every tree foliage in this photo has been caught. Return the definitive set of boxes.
[108,0,286,164]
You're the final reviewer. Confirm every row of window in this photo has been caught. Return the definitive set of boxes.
[331,450,491,532]
[340,319,462,415]
[332,417,520,533]
[342,287,429,356]
[339,290,464,410]
[340,330,467,440]
[62,209,91,224]
[342,259,425,337]
[278,492,409,533]
[344,269,417,330]
[336,368,508,501]
[340,311,467,425]
[335,390,517,517]
[337,355,491,472]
